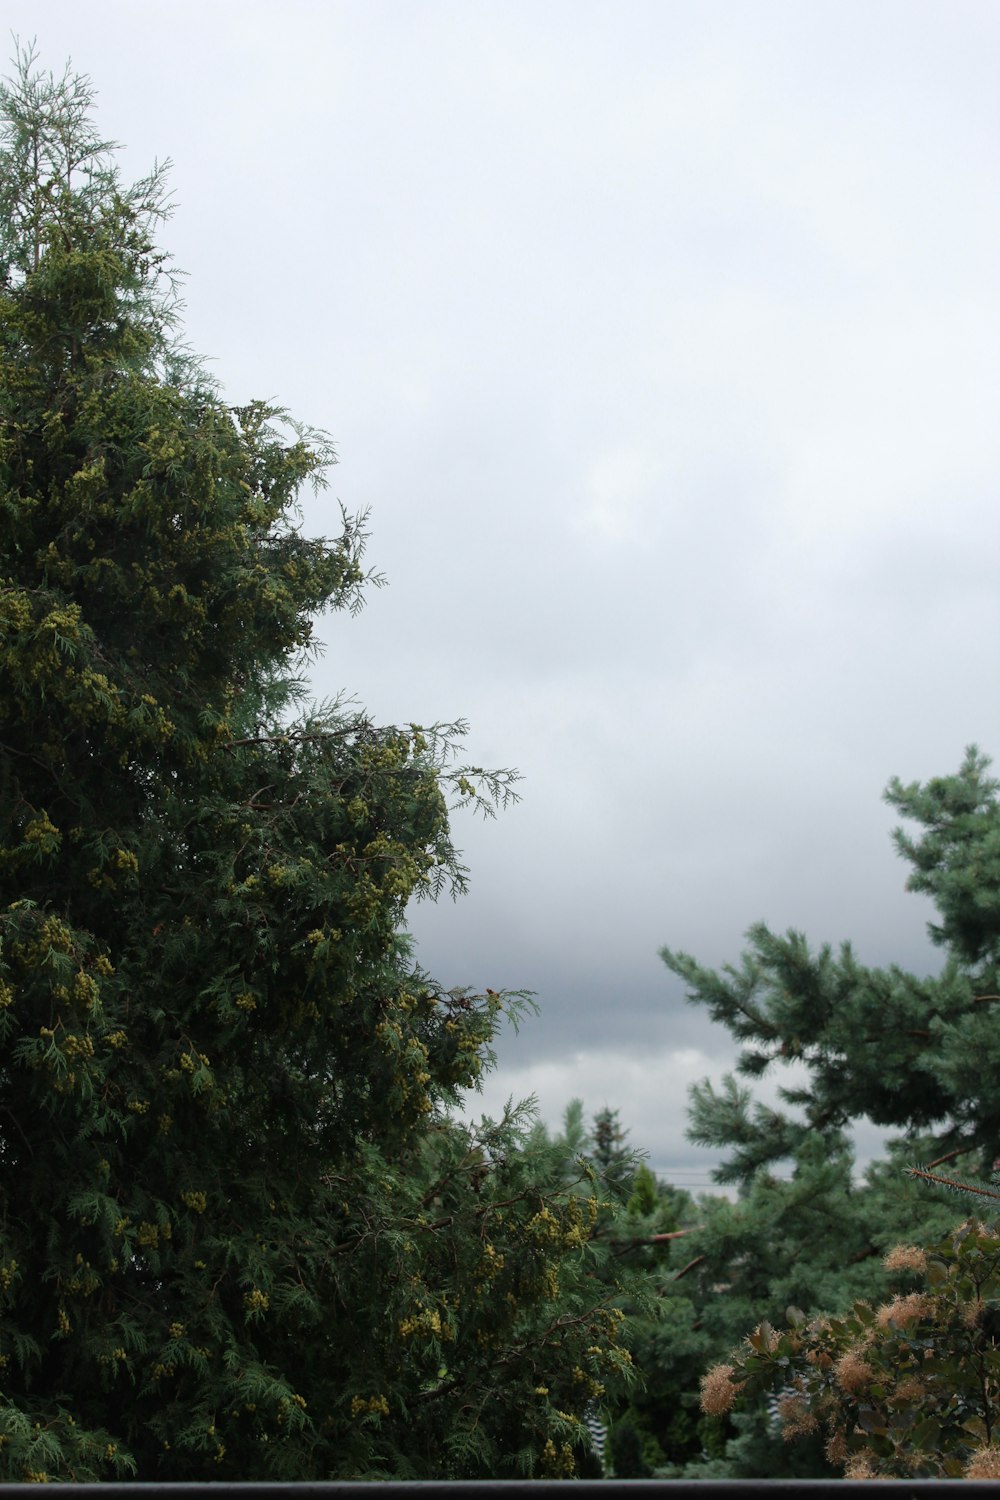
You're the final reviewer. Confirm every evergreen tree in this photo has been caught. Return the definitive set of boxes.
[589,1108,636,1206]
[535,1105,710,1476]
[649,749,1000,1476]
[662,745,1000,1185]
[0,46,634,1481]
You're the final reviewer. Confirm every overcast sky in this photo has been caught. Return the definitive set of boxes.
[25,0,1000,1184]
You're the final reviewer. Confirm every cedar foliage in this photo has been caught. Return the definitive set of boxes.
[0,45,634,1480]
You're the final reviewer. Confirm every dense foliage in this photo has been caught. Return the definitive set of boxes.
[564,1115,955,1477]
[0,47,635,1481]
[701,1222,1000,1479]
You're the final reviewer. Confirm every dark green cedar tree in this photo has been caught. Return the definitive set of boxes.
[0,46,635,1481]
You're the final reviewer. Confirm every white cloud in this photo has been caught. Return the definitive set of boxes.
[576,446,661,547]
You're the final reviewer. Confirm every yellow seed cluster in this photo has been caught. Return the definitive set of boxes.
[24,813,60,846]
[62,1033,94,1058]
[474,1242,505,1280]
[64,1266,100,1297]
[351,1394,389,1417]
[398,1304,443,1339]
[540,1439,576,1477]
[527,1206,561,1242]
[71,970,99,1007]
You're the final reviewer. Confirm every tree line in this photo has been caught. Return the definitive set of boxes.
[2,43,997,1482]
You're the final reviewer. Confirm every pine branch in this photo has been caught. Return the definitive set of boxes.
[927,1143,979,1170]
[906,1165,1000,1202]
[672,1254,706,1281]
[605,1225,705,1259]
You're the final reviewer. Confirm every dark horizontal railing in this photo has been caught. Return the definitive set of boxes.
[0,1483,995,1498]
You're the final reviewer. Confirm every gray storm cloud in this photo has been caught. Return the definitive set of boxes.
[22,0,1000,1172]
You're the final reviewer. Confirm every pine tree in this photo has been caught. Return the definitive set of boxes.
[662,745,1000,1186]
[0,46,634,1481]
[650,748,1000,1476]
[589,1108,636,1205]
